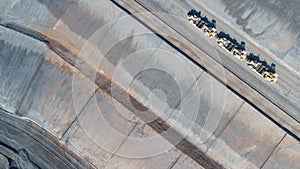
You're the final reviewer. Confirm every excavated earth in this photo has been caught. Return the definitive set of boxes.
[0,0,299,169]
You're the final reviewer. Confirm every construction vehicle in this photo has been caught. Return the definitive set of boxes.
[217,34,247,60]
[247,57,278,83]
[232,48,247,60]
[203,26,217,38]
[187,9,201,24]
[200,17,217,38]
[232,41,247,60]
[195,20,217,38]
[187,9,278,83]
[217,37,235,53]
[262,71,278,83]
[188,10,217,38]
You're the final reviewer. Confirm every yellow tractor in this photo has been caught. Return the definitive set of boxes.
[232,41,247,60]
[232,48,247,60]
[203,26,217,38]
[247,58,278,83]
[187,9,201,24]
[187,9,279,83]
[202,19,217,38]
[217,35,247,60]
[217,37,227,47]
[217,37,235,52]
[262,71,278,83]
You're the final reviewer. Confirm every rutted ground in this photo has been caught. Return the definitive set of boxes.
[0,0,299,169]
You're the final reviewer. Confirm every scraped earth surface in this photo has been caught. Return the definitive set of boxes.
[0,0,299,169]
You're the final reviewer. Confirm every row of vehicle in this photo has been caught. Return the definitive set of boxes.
[187,9,278,83]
